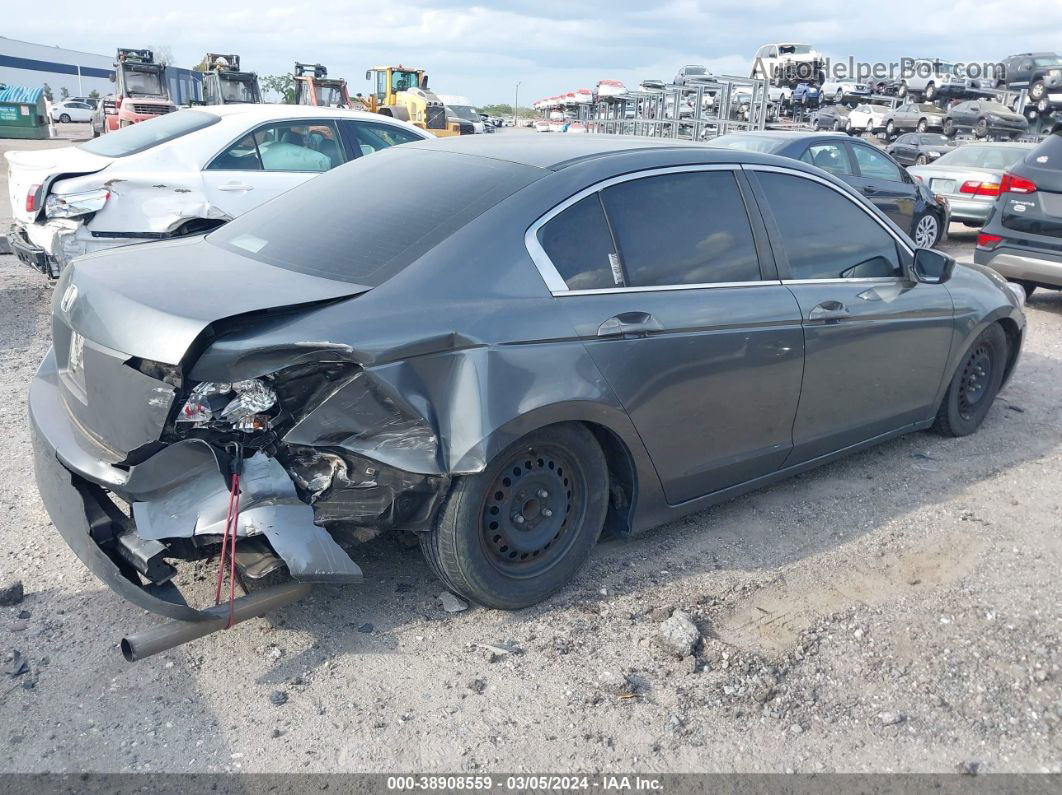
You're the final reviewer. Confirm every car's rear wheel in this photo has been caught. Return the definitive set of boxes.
[898,81,909,98]
[59,113,71,123]
[914,212,942,248]
[974,118,989,138]
[916,118,928,132]
[1029,79,1046,101]
[420,423,609,609]
[915,154,928,165]
[932,324,1007,437]
[886,120,896,138]
[943,118,956,137]
[925,83,938,101]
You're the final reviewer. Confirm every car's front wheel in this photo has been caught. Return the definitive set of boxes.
[916,118,928,132]
[420,423,609,609]
[914,212,942,248]
[59,113,71,123]
[943,118,957,137]
[885,120,896,138]
[974,118,989,138]
[1029,79,1046,101]
[915,154,928,165]
[932,324,1007,437]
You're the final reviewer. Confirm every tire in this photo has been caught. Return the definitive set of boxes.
[914,212,942,248]
[974,118,989,138]
[845,119,854,135]
[916,118,928,132]
[886,120,896,139]
[932,324,1007,437]
[59,113,71,123]
[1014,280,1038,297]
[835,89,844,104]
[943,118,956,137]
[832,120,841,131]
[915,154,928,165]
[419,423,609,610]
[925,83,937,101]
[898,81,909,98]
[1029,79,1046,101]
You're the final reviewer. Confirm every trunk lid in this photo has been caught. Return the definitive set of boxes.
[5,146,114,223]
[51,235,369,460]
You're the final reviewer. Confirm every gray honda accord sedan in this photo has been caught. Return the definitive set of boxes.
[30,135,1026,657]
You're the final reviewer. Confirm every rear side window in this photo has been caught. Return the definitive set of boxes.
[78,109,218,157]
[208,120,343,172]
[339,120,425,157]
[537,195,620,290]
[757,172,901,280]
[209,146,539,286]
[600,171,760,286]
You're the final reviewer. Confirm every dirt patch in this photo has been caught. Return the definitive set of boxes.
[715,533,986,654]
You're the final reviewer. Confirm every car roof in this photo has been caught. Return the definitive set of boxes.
[398,134,807,171]
[199,104,396,123]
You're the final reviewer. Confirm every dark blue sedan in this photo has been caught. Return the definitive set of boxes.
[710,131,950,248]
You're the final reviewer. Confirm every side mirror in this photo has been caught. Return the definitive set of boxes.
[364,70,371,81]
[912,248,956,284]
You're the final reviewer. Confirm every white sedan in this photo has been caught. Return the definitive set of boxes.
[7,105,430,277]
[50,100,95,123]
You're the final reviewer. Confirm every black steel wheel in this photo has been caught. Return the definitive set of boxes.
[420,423,609,609]
[933,324,1007,437]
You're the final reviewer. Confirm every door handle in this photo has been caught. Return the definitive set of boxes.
[596,311,661,338]
[217,183,253,192]
[808,301,850,322]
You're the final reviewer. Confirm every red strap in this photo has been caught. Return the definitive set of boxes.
[213,472,241,629]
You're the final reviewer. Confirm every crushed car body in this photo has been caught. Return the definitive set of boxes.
[30,137,1026,660]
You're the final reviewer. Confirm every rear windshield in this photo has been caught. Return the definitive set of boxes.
[208,146,539,285]
[934,145,1029,169]
[709,134,783,153]
[79,109,218,157]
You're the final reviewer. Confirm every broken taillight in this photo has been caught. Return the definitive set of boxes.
[25,184,41,213]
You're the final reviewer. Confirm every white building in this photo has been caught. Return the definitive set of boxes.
[0,36,113,99]
[0,37,202,104]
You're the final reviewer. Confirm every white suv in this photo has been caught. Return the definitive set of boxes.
[752,43,824,87]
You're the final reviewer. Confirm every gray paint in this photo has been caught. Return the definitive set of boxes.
[29,136,1026,622]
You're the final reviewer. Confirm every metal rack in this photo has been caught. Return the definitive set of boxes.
[586,76,769,140]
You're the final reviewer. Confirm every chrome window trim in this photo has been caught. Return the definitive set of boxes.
[742,163,916,268]
[524,164,775,296]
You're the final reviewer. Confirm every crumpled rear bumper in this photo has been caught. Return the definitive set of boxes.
[30,349,363,620]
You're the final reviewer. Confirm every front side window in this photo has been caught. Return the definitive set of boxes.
[342,120,424,155]
[208,120,343,172]
[851,145,902,181]
[800,143,852,176]
[757,172,901,280]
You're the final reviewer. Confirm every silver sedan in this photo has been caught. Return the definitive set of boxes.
[909,142,1035,226]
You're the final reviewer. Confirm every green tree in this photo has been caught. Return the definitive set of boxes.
[261,74,295,104]
[59,86,70,100]
[191,56,209,72]
[149,45,175,66]
[88,89,100,100]
[477,103,513,117]
[41,82,53,101]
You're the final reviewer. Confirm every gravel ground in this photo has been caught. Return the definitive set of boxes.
[0,125,1060,774]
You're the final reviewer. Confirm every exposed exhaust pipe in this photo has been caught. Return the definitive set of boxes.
[120,580,313,662]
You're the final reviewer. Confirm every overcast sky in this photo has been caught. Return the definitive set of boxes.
[11,0,1062,105]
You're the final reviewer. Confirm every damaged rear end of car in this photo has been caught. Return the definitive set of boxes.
[30,144,544,660]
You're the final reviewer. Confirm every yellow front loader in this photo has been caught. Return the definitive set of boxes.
[363,66,470,137]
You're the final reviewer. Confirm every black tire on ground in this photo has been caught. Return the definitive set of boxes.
[59,113,70,123]
[1029,79,1046,101]
[917,118,928,132]
[1014,280,1038,297]
[419,423,609,610]
[932,324,1008,437]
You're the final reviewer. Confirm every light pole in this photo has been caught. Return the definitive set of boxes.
[514,81,521,126]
